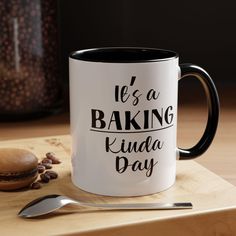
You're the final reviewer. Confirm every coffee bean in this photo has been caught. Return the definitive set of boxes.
[31,181,41,189]
[45,152,55,159]
[45,152,61,164]
[45,170,58,179]
[37,164,46,173]
[42,163,52,169]
[0,0,61,115]
[40,173,50,183]
[52,159,61,164]
[42,158,52,164]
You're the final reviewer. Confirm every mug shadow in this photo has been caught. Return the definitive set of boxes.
[57,170,174,203]
[57,171,143,203]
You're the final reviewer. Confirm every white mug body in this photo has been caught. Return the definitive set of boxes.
[69,49,179,196]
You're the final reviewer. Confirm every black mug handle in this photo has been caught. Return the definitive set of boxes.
[178,64,220,160]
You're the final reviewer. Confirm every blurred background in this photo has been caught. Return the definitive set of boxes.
[0,0,235,120]
[59,0,236,109]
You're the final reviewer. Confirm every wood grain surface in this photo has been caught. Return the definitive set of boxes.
[0,135,236,236]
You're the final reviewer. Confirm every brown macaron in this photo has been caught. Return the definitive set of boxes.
[0,148,38,191]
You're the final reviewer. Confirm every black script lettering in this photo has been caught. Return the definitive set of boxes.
[108,111,122,130]
[130,76,136,86]
[165,106,174,124]
[116,156,128,173]
[132,90,142,106]
[146,158,158,177]
[125,111,141,130]
[151,108,163,127]
[91,107,174,131]
[115,85,119,102]
[115,156,158,177]
[152,138,164,150]
[105,136,117,153]
[144,110,149,129]
[114,77,142,105]
[105,136,164,154]
[146,89,160,101]
[114,85,130,103]
[120,86,130,103]
[91,109,106,129]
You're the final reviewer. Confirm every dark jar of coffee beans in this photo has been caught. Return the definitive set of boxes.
[0,0,63,120]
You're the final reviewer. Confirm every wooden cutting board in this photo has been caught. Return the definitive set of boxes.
[1,135,236,236]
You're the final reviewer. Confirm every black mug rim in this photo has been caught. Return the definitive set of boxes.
[69,47,178,63]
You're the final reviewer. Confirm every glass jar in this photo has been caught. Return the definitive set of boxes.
[0,0,62,120]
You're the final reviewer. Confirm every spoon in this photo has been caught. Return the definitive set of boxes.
[18,194,192,218]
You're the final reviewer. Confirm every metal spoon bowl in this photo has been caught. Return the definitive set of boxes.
[18,194,192,218]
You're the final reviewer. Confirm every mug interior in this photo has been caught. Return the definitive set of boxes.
[70,47,178,63]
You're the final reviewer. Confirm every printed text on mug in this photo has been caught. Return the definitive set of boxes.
[90,77,174,177]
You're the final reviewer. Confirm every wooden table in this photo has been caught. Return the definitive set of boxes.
[1,135,236,236]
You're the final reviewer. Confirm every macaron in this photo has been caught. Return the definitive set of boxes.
[0,148,38,191]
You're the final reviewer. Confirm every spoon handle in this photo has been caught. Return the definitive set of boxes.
[78,202,193,210]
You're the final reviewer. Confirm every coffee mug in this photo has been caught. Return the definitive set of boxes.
[69,47,219,196]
